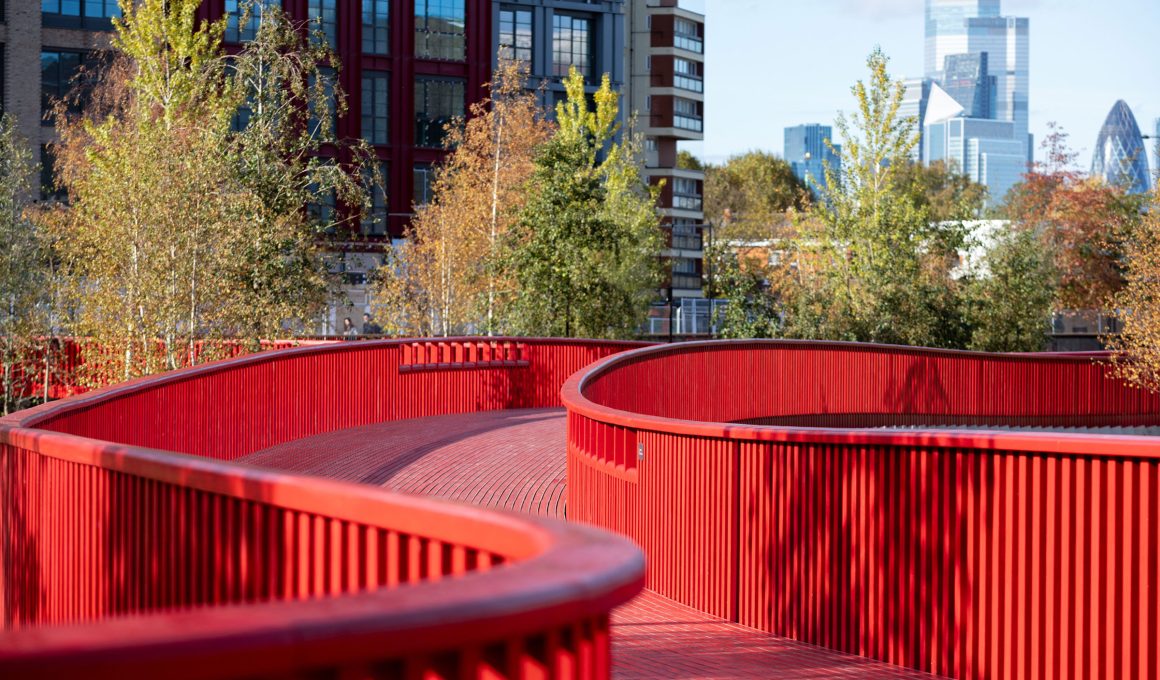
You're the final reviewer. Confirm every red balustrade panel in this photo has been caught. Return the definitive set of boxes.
[0,338,647,679]
[565,340,1160,680]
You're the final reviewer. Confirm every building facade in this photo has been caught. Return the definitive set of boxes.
[900,77,933,162]
[494,0,625,115]
[924,0,1000,81]
[3,3,121,199]
[921,0,1030,181]
[623,0,705,301]
[924,85,1024,204]
[941,51,991,119]
[1090,100,1151,196]
[1155,118,1160,184]
[8,1,633,328]
[784,123,840,196]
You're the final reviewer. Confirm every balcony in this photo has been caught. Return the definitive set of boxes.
[650,169,704,216]
[648,8,705,57]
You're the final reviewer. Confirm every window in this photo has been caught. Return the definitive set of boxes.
[225,59,252,131]
[40,145,65,202]
[231,104,252,132]
[362,71,389,145]
[309,67,338,139]
[308,0,338,49]
[670,257,700,290]
[552,14,593,78]
[673,177,702,210]
[674,17,702,53]
[308,171,337,230]
[414,0,466,61]
[414,77,464,148]
[42,0,120,28]
[362,162,389,236]
[645,137,657,152]
[673,58,702,93]
[673,97,702,132]
[363,0,390,54]
[41,50,85,124]
[225,0,274,43]
[671,220,701,250]
[499,8,533,68]
[413,164,435,207]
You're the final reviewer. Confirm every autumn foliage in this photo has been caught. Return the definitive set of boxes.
[374,59,550,336]
[1003,123,1145,310]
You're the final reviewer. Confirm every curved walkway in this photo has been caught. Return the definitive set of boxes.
[239,409,939,679]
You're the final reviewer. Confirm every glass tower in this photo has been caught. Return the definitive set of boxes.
[942,52,992,119]
[923,1,1028,163]
[924,83,1023,206]
[901,78,933,162]
[1091,100,1151,195]
[1154,118,1160,184]
[785,124,841,195]
[924,0,1000,81]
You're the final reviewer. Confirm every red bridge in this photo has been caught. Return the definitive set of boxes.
[1,338,1158,679]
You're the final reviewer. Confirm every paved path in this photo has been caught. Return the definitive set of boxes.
[240,409,939,679]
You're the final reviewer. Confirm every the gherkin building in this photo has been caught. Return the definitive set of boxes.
[1091,100,1151,194]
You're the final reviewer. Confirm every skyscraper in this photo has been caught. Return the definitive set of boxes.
[1091,100,1151,195]
[962,15,1030,162]
[1154,118,1160,184]
[941,52,992,119]
[924,0,1000,81]
[920,0,1030,198]
[900,78,934,161]
[924,83,1024,204]
[785,124,841,195]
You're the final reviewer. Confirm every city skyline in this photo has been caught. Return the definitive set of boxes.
[686,0,1159,172]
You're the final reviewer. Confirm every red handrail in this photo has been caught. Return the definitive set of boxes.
[1,338,647,679]
[563,339,1160,680]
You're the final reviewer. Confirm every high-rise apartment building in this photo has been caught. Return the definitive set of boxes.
[784,124,840,196]
[624,0,705,300]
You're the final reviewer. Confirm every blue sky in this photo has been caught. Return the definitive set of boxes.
[679,0,1160,170]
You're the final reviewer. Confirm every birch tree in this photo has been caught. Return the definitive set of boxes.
[784,48,968,348]
[505,68,662,339]
[0,115,56,413]
[41,0,366,385]
[373,59,549,336]
[221,2,370,342]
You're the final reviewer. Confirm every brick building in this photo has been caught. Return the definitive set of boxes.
[4,1,696,330]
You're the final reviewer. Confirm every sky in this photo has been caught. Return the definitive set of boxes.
[679,0,1160,170]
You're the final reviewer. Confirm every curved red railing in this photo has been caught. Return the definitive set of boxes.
[0,338,647,679]
[563,340,1160,680]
